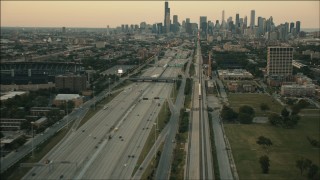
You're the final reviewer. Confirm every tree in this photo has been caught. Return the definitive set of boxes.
[296,158,305,175]
[268,113,282,126]
[238,113,253,124]
[303,158,312,173]
[259,155,270,174]
[221,105,237,122]
[256,136,273,149]
[281,108,290,117]
[308,164,319,179]
[260,103,270,111]
[239,105,255,116]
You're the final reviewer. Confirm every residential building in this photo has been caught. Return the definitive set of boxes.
[0,118,26,132]
[281,84,315,97]
[267,47,293,82]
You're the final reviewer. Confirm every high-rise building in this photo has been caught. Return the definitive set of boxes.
[296,21,301,33]
[222,10,225,22]
[290,22,294,33]
[173,15,178,24]
[164,1,171,33]
[172,15,179,33]
[235,13,240,28]
[258,17,265,35]
[200,16,207,38]
[250,10,255,29]
[186,18,190,24]
[267,47,293,79]
[62,27,66,34]
[243,16,247,28]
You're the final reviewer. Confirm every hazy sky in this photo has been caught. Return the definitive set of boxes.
[1,1,319,29]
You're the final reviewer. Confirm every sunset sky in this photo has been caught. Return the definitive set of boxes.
[1,1,319,29]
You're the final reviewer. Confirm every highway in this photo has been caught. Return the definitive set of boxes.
[22,49,182,179]
[186,38,214,180]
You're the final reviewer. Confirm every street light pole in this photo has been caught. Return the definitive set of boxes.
[31,121,34,157]
[93,86,95,111]
[108,78,111,96]
[154,122,156,164]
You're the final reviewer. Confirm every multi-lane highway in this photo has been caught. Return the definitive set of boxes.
[22,50,182,179]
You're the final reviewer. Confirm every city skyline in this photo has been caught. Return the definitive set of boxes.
[1,1,319,29]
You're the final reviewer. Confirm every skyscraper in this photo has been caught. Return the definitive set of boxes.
[186,18,190,24]
[290,22,294,33]
[243,16,248,28]
[258,17,265,35]
[173,15,178,25]
[235,13,240,28]
[200,16,207,38]
[164,1,171,33]
[250,10,255,29]
[296,21,301,33]
[267,47,293,80]
[222,10,225,23]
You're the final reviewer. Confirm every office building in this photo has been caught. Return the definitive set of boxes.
[200,16,207,38]
[267,47,293,81]
[290,22,295,33]
[296,21,301,33]
[235,13,240,28]
[250,10,255,29]
[164,1,171,33]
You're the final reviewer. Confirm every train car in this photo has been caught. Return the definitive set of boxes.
[199,83,202,100]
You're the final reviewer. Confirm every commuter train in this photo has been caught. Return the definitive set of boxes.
[199,83,202,100]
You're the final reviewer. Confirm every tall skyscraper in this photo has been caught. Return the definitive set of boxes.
[235,13,240,28]
[250,10,255,29]
[173,15,178,24]
[243,16,248,28]
[296,21,301,33]
[222,10,225,22]
[200,16,207,38]
[258,17,265,35]
[290,22,295,33]
[164,1,171,33]
[267,47,293,80]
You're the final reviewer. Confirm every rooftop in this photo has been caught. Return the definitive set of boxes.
[55,94,80,101]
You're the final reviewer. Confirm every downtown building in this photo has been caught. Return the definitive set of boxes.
[267,47,293,86]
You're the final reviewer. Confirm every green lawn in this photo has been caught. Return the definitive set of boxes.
[228,93,283,116]
[224,116,320,180]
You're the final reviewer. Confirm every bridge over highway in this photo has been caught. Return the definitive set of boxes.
[128,77,179,82]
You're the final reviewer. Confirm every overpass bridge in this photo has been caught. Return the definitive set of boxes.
[128,77,179,83]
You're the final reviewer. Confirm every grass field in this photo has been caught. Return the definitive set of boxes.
[224,116,320,180]
[228,93,283,116]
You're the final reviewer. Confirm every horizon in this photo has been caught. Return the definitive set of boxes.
[1,1,320,29]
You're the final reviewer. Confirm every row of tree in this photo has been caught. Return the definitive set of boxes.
[268,107,300,128]
[296,158,319,179]
[221,105,255,124]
